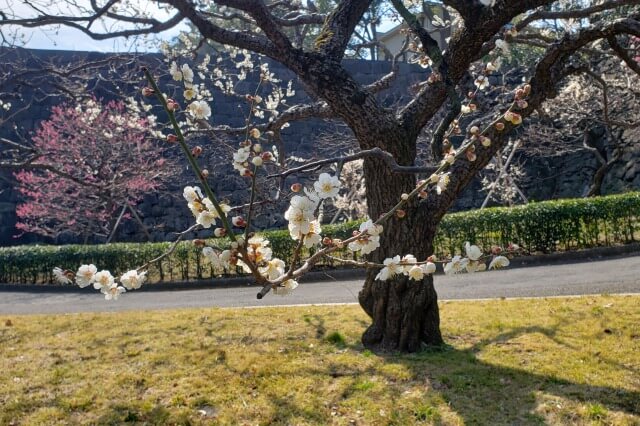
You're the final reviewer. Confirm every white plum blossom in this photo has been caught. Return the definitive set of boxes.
[489,256,510,269]
[375,255,403,281]
[181,63,194,82]
[246,236,272,263]
[466,261,487,273]
[401,254,417,273]
[465,242,482,261]
[202,247,223,268]
[285,195,317,238]
[348,219,382,255]
[474,75,490,91]
[259,258,286,280]
[120,270,147,290]
[197,210,218,228]
[169,61,182,81]
[313,173,341,199]
[53,267,72,285]
[408,265,425,281]
[75,264,97,288]
[444,256,468,275]
[301,220,322,248]
[183,186,203,203]
[104,283,126,301]
[93,270,115,292]
[273,279,299,296]
[188,100,211,120]
[423,262,437,275]
[233,146,251,175]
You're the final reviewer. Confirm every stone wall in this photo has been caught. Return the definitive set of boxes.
[0,48,638,246]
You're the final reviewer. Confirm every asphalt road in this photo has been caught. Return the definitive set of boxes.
[1,255,639,315]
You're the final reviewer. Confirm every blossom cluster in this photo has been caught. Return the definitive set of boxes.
[191,172,344,295]
[53,265,146,300]
[373,242,512,283]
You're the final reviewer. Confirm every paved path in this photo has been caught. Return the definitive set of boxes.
[1,255,639,315]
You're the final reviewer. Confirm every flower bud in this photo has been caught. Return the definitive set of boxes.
[469,103,477,111]
[467,91,475,99]
[517,100,528,109]
[429,174,439,184]
[242,168,253,177]
[200,169,209,179]
[523,84,532,96]
[396,209,406,218]
[322,236,333,246]
[515,88,525,99]
[418,190,428,199]
[249,128,261,139]
[232,216,246,227]
[352,230,359,237]
[261,152,273,162]
[253,95,263,104]
[480,136,492,147]
[214,228,226,238]
[470,126,480,135]
[141,87,155,97]
[401,193,409,201]
[504,111,514,122]
[334,238,344,248]
[193,239,206,248]
[495,122,505,131]
[511,113,522,125]
[166,98,179,111]
[290,183,302,193]
[192,146,203,157]
[427,255,437,263]
[166,134,178,143]
[251,156,263,167]
[491,245,502,255]
[445,153,456,164]
[466,150,477,162]
[253,144,262,153]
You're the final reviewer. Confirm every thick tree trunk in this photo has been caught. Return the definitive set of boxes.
[356,132,444,352]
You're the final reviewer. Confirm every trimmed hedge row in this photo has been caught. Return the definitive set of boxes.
[1,192,638,285]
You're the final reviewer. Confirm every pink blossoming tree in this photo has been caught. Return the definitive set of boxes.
[14,99,175,242]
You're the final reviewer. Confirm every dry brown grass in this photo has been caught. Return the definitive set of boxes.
[1,295,639,425]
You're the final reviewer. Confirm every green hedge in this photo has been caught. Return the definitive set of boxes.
[1,192,638,285]
[435,192,640,256]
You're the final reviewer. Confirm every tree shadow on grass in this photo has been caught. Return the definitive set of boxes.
[378,325,639,424]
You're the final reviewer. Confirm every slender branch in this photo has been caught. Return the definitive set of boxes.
[516,0,637,31]
[267,147,436,179]
[143,68,237,242]
[136,224,201,272]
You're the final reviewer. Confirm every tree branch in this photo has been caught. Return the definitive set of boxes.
[267,147,436,179]
[314,0,372,60]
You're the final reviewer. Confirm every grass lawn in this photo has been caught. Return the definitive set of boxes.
[1,295,639,425]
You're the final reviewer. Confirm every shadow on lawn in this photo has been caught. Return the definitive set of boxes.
[377,325,640,424]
